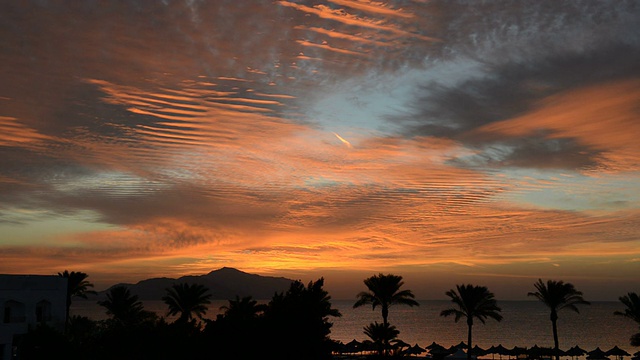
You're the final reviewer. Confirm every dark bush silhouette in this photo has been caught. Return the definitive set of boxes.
[262,278,341,360]
[15,324,72,360]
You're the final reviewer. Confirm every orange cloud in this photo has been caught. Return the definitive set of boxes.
[473,80,640,173]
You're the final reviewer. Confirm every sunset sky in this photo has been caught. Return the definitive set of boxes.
[1,1,639,300]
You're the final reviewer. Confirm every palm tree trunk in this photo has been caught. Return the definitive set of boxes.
[467,318,473,360]
[382,304,389,326]
[551,310,559,360]
[65,296,71,327]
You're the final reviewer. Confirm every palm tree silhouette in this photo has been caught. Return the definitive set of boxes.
[98,285,152,326]
[441,284,503,360]
[528,279,590,360]
[363,321,400,357]
[220,295,266,321]
[353,273,419,326]
[162,283,212,323]
[614,292,640,346]
[57,270,96,324]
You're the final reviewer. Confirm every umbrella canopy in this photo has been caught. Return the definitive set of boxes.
[490,344,511,356]
[343,339,362,354]
[392,340,411,349]
[566,346,588,357]
[427,342,446,350]
[428,342,452,357]
[548,348,567,357]
[588,348,610,360]
[330,340,345,353]
[406,344,427,356]
[471,345,489,356]
[528,345,563,358]
[447,348,472,360]
[508,346,528,356]
[528,345,543,355]
[606,347,631,357]
[432,347,454,355]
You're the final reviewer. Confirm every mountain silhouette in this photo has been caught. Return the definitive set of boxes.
[98,267,294,300]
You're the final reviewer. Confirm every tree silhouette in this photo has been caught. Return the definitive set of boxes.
[528,279,590,360]
[162,283,212,323]
[264,278,341,360]
[614,292,640,346]
[363,321,400,357]
[57,270,96,324]
[220,295,266,322]
[353,273,419,327]
[441,284,503,360]
[98,285,154,326]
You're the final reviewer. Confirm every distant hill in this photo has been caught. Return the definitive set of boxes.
[98,267,294,300]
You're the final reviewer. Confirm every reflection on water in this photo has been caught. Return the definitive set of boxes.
[72,300,636,350]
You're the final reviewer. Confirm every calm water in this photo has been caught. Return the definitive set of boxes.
[72,300,637,352]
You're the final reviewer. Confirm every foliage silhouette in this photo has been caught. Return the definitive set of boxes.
[263,277,341,360]
[162,282,212,323]
[614,292,640,346]
[203,296,266,360]
[15,323,72,360]
[353,273,419,326]
[528,279,590,360]
[58,270,96,324]
[363,321,400,357]
[441,284,503,360]
[220,295,267,321]
[98,285,155,326]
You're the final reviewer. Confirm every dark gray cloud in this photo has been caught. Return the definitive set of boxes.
[392,0,640,170]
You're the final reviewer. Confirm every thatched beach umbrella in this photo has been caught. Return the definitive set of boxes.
[489,344,511,360]
[486,345,499,360]
[343,339,362,354]
[508,346,528,358]
[486,345,497,359]
[528,345,543,356]
[548,347,567,358]
[588,348,610,360]
[528,345,563,359]
[566,345,587,359]
[471,345,489,357]
[430,342,454,360]
[448,348,471,360]
[606,346,630,360]
[406,344,427,356]
[330,340,345,354]
[447,342,468,356]
[392,339,411,354]
[392,339,411,349]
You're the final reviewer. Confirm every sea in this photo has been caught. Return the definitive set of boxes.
[71,300,638,353]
